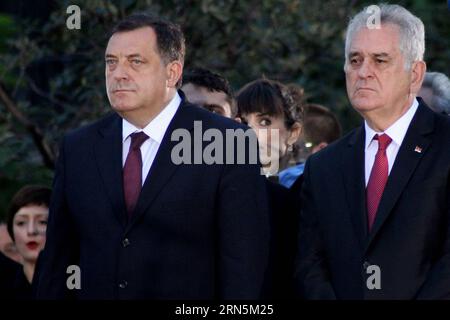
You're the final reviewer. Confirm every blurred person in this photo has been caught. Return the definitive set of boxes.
[0,222,22,263]
[295,4,450,299]
[6,185,51,299]
[36,13,270,299]
[237,79,303,179]
[237,78,304,298]
[181,67,236,117]
[418,71,450,115]
[280,103,342,188]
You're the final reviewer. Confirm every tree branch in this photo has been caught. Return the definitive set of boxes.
[0,82,55,170]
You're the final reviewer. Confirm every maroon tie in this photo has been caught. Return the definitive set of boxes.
[123,132,149,216]
[366,134,392,231]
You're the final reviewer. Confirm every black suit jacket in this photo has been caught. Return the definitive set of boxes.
[36,98,271,299]
[264,179,300,299]
[295,100,450,299]
[0,252,21,299]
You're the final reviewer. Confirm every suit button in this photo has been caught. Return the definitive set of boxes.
[118,280,128,289]
[363,261,371,270]
[122,238,130,247]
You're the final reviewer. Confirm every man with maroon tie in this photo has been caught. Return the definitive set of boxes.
[295,4,450,299]
[36,13,270,299]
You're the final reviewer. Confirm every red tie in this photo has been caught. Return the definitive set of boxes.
[123,132,149,216]
[366,134,392,231]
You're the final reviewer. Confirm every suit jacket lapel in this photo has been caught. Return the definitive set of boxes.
[341,126,367,250]
[94,113,127,227]
[365,102,435,252]
[125,100,196,233]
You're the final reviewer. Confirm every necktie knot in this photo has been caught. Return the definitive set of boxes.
[130,132,148,150]
[374,134,392,151]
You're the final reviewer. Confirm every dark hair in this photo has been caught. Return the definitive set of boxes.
[110,13,185,86]
[7,185,51,241]
[183,67,236,115]
[236,78,304,128]
[302,104,342,145]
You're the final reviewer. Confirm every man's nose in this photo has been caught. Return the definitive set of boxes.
[27,221,39,236]
[357,59,374,79]
[112,62,130,80]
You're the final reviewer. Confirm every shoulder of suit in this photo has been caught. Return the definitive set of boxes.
[435,111,450,132]
[308,126,361,164]
[63,112,119,143]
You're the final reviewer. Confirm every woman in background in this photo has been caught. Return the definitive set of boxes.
[237,78,304,299]
[236,79,303,179]
[7,185,51,299]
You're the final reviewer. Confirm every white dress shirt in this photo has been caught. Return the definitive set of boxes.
[122,92,181,185]
[364,98,419,186]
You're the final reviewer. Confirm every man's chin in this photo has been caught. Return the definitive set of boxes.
[111,103,138,113]
[351,98,380,113]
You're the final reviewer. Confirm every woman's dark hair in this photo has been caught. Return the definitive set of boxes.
[236,78,304,128]
[7,185,51,240]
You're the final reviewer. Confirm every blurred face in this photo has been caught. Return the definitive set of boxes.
[105,27,180,124]
[345,24,414,124]
[0,224,21,263]
[12,205,48,264]
[181,83,232,117]
[240,112,296,174]
[418,86,435,111]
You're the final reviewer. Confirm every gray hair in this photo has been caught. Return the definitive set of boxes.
[421,72,450,114]
[344,4,425,70]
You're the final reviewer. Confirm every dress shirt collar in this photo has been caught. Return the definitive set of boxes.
[364,98,419,150]
[122,92,181,144]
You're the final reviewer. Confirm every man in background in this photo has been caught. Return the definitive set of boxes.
[419,71,450,115]
[279,103,342,188]
[181,67,235,118]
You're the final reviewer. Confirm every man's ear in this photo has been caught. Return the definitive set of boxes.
[410,60,426,95]
[287,122,302,146]
[166,60,183,88]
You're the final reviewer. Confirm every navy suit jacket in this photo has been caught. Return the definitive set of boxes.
[36,98,271,299]
[295,99,450,299]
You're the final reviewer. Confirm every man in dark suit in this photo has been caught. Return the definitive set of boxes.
[36,13,270,299]
[295,4,450,299]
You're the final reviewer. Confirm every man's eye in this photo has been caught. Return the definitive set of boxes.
[376,59,386,64]
[350,58,360,65]
[15,221,25,227]
[39,220,48,226]
[105,59,117,66]
[131,59,143,65]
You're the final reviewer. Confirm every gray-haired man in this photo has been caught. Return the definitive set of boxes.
[295,4,450,299]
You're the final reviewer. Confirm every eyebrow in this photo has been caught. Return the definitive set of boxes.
[348,52,391,59]
[372,53,390,59]
[105,53,143,59]
[15,213,48,218]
